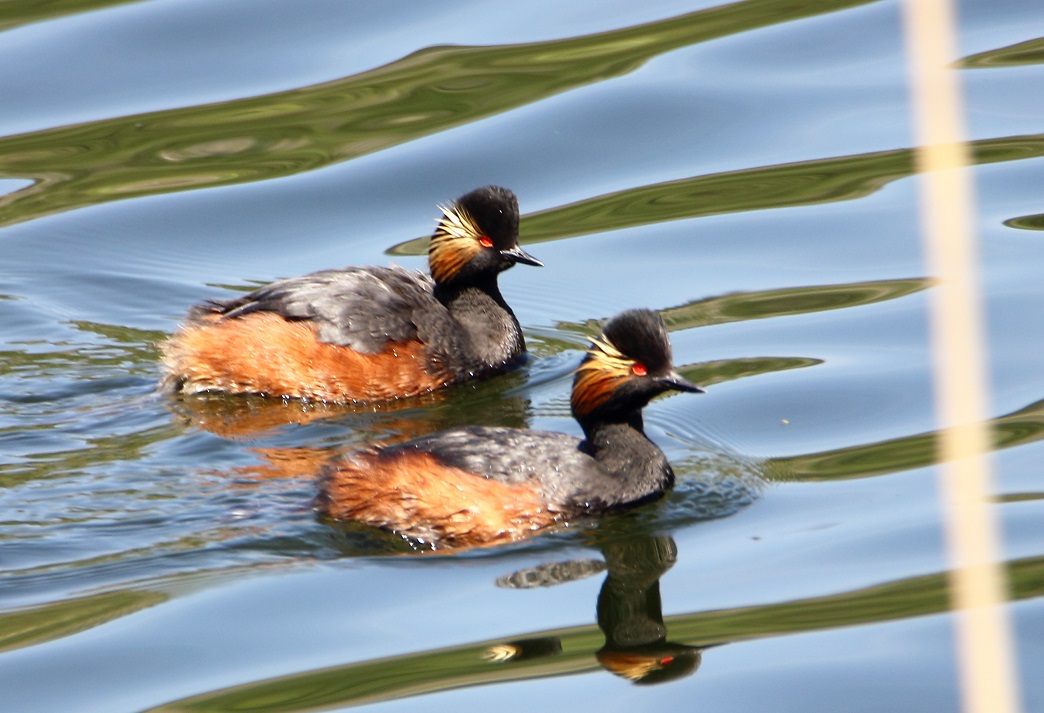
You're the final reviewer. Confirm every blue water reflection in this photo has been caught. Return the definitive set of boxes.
[1,0,1042,711]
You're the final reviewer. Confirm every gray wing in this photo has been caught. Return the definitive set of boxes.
[199,265,450,354]
[395,426,598,485]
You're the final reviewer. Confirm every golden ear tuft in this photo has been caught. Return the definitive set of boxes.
[571,334,635,418]
[483,644,521,663]
[429,204,483,283]
[436,204,483,242]
[597,650,668,681]
[585,335,634,373]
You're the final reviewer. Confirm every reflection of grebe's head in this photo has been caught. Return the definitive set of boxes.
[571,309,703,422]
[482,636,563,663]
[596,645,702,685]
[428,186,541,286]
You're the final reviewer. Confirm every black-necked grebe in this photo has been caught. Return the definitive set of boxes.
[161,186,541,401]
[316,309,703,549]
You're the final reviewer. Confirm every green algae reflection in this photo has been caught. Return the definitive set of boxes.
[142,554,1044,712]
[769,396,1044,482]
[0,0,880,227]
[385,133,1044,254]
[0,589,166,654]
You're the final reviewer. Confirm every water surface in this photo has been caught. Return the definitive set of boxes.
[1,1,1042,711]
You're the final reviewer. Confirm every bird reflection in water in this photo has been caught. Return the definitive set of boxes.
[491,534,704,685]
[595,535,701,684]
[163,370,534,484]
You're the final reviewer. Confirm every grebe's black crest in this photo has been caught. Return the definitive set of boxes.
[429,185,541,285]
[572,309,703,422]
[602,309,674,374]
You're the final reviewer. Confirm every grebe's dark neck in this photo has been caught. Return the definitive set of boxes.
[597,536,675,650]
[434,277,525,368]
[578,413,675,506]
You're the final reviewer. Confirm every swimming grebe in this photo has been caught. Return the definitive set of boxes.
[316,309,703,549]
[161,186,541,402]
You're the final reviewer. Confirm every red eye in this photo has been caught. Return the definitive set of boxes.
[478,235,494,248]
[659,656,675,666]
[631,363,647,376]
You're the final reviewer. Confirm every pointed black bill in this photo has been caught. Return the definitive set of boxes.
[500,245,543,267]
[658,370,704,394]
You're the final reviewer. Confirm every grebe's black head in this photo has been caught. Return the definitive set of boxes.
[428,186,542,286]
[571,309,703,424]
[596,645,702,685]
